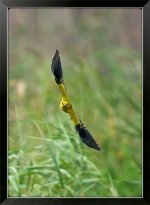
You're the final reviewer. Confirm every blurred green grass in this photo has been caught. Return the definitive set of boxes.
[8,46,142,197]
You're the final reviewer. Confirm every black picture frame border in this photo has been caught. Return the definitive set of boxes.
[0,0,150,204]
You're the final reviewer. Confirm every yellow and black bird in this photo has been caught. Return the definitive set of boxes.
[51,50,101,151]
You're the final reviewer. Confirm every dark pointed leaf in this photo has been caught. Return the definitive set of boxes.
[75,124,101,151]
[51,50,63,84]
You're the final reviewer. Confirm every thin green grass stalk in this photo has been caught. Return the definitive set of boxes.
[55,114,76,152]
[30,119,45,138]
[63,185,75,196]
[26,166,31,194]
[108,173,119,197]
[47,145,64,188]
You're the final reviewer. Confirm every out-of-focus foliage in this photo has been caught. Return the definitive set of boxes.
[9,9,142,197]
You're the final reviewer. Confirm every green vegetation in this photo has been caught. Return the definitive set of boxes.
[8,47,142,197]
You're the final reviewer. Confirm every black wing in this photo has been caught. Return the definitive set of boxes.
[75,124,101,151]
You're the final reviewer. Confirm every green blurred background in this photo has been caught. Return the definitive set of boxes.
[8,9,142,197]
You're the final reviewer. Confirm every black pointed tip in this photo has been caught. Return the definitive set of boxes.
[96,146,101,151]
[51,49,63,84]
[91,143,101,151]
[55,50,59,56]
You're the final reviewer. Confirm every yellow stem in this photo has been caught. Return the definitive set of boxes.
[58,83,80,125]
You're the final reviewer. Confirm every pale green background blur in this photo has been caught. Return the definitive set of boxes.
[9,9,142,197]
